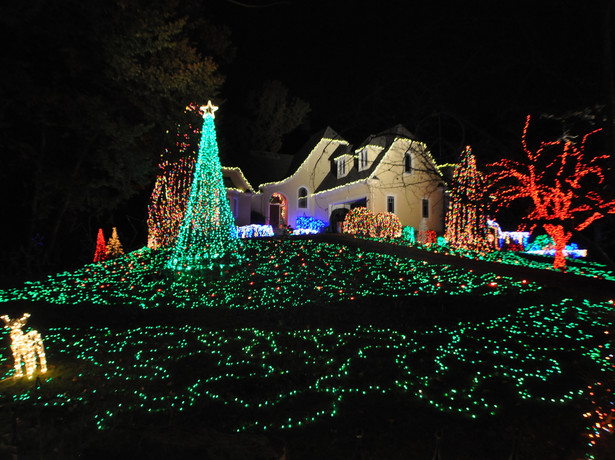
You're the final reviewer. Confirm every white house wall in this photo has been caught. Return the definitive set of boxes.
[257,137,350,227]
[371,139,444,232]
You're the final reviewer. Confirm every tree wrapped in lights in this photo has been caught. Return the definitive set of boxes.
[147,105,201,249]
[167,101,242,271]
[444,146,489,252]
[106,227,124,258]
[93,228,108,262]
[147,157,195,249]
[487,115,615,269]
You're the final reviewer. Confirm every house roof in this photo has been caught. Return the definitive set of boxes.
[222,167,254,193]
[254,123,434,195]
[314,125,411,194]
[286,126,345,176]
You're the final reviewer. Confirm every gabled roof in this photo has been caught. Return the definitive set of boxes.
[222,167,254,193]
[314,125,414,194]
[286,126,345,177]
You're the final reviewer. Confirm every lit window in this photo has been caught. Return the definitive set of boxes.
[358,149,369,171]
[422,198,429,218]
[404,152,412,173]
[387,196,395,213]
[298,187,308,209]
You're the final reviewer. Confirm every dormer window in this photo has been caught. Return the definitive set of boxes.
[336,157,347,178]
[358,148,369,171]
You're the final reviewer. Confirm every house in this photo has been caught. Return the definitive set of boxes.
[252,125,446,233]
[222,167,254,227]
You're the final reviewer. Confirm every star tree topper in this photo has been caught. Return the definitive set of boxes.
[200,100,218,118]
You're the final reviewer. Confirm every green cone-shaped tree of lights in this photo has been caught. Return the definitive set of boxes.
[167,101,242,271]
[444,146,489,252]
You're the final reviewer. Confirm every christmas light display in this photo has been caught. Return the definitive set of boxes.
[1,313,47,379]
[0,237,613,455]
[93,228,108,262]
[342,207,374,236]
[106,227,124,258]
[500,231,530,251]
[147,104,202,249]
[0,297,612,455]
[487,115,615,269]
[445,146,489,251]
[401,226,415,244]
[417,230,437,245]
[236,224,274,238]
[167,102,242,271]
[583,381,615,457]
[295,216,327,233]
[369,212,402,238]
[147,157,195,249]
[0,240,540,311]
[269,193,288,227]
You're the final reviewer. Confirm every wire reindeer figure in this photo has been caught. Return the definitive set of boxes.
[1,313,47,379]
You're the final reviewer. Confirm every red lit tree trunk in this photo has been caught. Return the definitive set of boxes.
[543,224,572,269]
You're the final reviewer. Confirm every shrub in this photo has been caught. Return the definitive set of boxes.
[343,207,374,236]
[369,212,402,239]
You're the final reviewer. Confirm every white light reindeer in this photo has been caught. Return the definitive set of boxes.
[2,313,47,379]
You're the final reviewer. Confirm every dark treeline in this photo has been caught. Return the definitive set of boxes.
[0,0,228,280]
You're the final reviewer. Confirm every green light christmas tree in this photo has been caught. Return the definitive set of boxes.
[167,101,242,271]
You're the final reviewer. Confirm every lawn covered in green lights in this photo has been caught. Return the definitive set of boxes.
[0,238,614,459]
[0,239,539,309]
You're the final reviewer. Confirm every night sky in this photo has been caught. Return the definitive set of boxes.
[209,0,607,164]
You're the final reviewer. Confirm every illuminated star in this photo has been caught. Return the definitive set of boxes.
[200,100,219,118]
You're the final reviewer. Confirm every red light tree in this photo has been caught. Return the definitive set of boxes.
[93,228,108,262]
[487,115,615,269]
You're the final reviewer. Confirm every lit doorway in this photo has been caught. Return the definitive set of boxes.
[269,193,287,228]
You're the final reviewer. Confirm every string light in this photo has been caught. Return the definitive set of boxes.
[487,115,615,269]
[0,297,612,443]
[342,207,373,236]
[167,101,243,271]
[444,146,489,252]
[93,228,108,262]
[147,104,201,249]
[0,238,613,456]
[106,227,124,258]
[236,224,274,238]
[1,313,47,379]
[342,208,403,238]
[295,216,327,233]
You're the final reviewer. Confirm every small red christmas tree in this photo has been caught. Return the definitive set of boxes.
[93,228,108,262]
